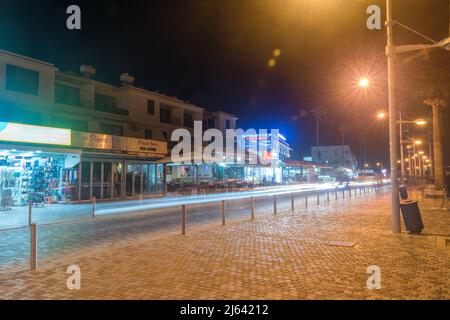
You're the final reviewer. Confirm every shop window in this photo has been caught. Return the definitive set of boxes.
[55,83,80,106]
[125,163,133,197]
[147,100,155,115]
[103,162,112,199]
[134,164,142,196]
[0,153,71,205]
[6,64,39,96]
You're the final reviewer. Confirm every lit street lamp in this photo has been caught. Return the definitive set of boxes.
[358,78,370,88]
[375,112,428,183]
[385,0,449,233]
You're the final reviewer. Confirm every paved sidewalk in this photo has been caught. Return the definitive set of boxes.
[0,190,448,299]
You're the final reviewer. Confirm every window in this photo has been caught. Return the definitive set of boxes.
[55,84,80,106]
[145,129,153,140]
[50,117,87,131]
[225,119,231,129]
[6,64,39,95]
[207,118,215,129]
[147,100,155,115]
[162,131,168,141]
[95,93,129,115]
[160,105,172,124]
[101,123,123,136]
[184,112,194,128]
[95,94,116,111]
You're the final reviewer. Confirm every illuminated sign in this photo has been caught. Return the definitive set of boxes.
[72,132,112,149]
[127,138,167,155]
[0,122,71,146]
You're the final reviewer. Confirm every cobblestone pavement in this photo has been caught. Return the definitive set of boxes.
[0,188,448,300]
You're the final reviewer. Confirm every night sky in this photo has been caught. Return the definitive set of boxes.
[0,0,449,166]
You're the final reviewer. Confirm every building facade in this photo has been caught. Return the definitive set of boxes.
[311,145,358,170]
[0,49,218,204]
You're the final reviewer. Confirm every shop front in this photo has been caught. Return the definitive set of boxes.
[72,132,167,201]
[0,122,78,207]
[0,122,168,208]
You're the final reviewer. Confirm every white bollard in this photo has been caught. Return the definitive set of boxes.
[92,197,96,218]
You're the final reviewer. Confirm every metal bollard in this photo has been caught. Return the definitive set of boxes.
[251,197,255,219]
[291,193,295,212]
[221,200,226,225]
[317,192,320,205]
[30,223,37,271]
[92,197,96,218]
[305,194,308,207]
[359,187,362,195]
[348,188,352,198]
[181,205,186,235]
[354,188,357,196]
[28,201,32,226]
[327,191,330,202]
[335,190,338,200]
[342,190,345,199]
[273,195,277,214]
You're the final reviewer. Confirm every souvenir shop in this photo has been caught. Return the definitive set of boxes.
[0,146,81,208]
[0,122,168,208]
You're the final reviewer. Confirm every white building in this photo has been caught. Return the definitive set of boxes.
[0,49,237,202]
[311,145,357,170]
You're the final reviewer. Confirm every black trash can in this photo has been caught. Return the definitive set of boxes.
[400,200,424,233]
[398,185,408,200]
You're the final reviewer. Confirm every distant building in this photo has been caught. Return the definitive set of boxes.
[311,145,357,170]
[203,111,238,134]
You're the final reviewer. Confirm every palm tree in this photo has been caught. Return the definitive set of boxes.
[416,54,449,190]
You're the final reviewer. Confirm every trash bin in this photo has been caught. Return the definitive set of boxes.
[398,185,408,200]
[400,200,424,233]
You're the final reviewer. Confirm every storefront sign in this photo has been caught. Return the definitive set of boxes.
[126,138,167,155]
[72,132,113,150]
[0,122,71,146]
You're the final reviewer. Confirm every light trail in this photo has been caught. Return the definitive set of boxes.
[96,180,387,216]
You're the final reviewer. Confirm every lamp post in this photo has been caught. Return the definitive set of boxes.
[384,0,449,233]
[375,110,427,184]
[386,0,400,233]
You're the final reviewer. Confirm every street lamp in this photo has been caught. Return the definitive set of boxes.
[375,113,428,183]
[376,111,386,119]
[385,0,449,233]
[415,119,427,126]
[358,78,370,88]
